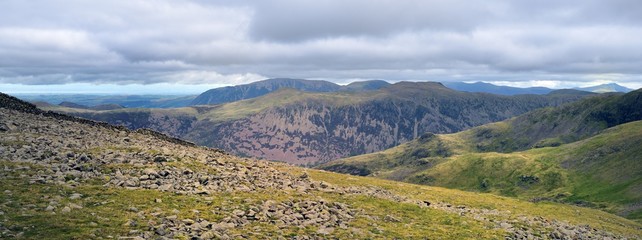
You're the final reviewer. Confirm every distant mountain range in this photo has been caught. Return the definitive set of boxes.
[58,101,125,111]
[190,79,632,106]
[442,82,554,95]
[16,94,196,109]
[321,89,642,220]
[46,81,593,165]
[443,82,633,95]
[15,79,632,109]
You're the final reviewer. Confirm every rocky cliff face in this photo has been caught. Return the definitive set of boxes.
[50,82,592,165]
[188,83,590,164]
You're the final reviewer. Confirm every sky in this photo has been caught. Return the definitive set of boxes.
[1,0,642,94]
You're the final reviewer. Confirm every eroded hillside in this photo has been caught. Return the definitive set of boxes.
[48,82,592,165]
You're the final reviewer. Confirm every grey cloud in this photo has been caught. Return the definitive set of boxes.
[0,0,641,88]
[247,0,642,42]
[248,0,492,42]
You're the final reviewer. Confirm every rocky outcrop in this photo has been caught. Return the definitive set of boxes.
[0,100,363,238]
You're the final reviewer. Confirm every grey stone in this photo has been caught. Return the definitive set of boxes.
[61,206,71,213]
[69,193,82,200]
[317,227,335,235]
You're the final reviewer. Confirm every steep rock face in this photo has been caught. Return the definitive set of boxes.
[187,84,589,164]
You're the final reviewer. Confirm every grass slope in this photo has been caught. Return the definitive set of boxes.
[322,90,642,221]
[2,159,641,239]
[466,89,640,153]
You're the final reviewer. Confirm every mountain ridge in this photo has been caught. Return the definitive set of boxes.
[444,82,633,95]
[48,82,593,165]
[443,82,554,95]
[190,78,391,106]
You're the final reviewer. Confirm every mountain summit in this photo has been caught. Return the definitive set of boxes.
[574,83,633,93]
[190,78,391,106]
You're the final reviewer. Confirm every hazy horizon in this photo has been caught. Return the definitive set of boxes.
[2,79,639,95]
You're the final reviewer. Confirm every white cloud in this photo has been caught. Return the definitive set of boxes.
[159,71,265,85]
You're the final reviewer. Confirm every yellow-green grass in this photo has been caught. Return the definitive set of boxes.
[194,89,380,122]
[281,166,642,236]
[1,160,505,239]
[330,120,642,222]
[3,148,642,240]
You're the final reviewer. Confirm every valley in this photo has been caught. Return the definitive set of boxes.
[44,81,592,165]
[322,89,642,222]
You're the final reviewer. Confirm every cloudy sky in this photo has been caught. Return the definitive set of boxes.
[1,0,642,94]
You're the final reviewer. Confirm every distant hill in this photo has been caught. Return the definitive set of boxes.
[341,80,391,92]
[444,82,633,95]
[443,82,554,95]
[545,89,597,96]
[574,83,633,93]
[190,78,390,105]
[58,101,125,111]
[16,94,196,109]
[90,104,126,111]
[321,89,642,220]
[59,101,91,109]
[49,81,592,165]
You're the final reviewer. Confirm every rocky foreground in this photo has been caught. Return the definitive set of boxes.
[1,93,641,239]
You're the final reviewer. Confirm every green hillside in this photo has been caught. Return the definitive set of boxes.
[322,89,642,221]
[4,92,640,238]
[408,121,642,219]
